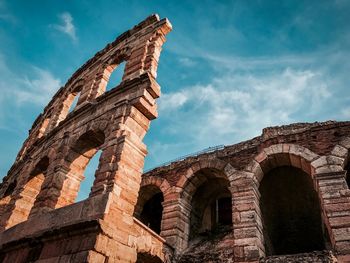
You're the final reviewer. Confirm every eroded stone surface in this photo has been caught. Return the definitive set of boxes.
[0,14,350,263]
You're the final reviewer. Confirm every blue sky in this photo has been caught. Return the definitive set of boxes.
[1,0,350,200]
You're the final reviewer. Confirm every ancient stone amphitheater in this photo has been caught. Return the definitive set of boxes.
[0,15,349,263]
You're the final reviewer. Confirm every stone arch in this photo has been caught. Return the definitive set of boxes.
[134,176,170,234]
[52,79,85,127]
[62,129,106,204]
[178,158,235,207]
[177,158,233,190]
[330,137,350,188]
[2,156,49,229]
[237,143,332,259]
[0,180,17,223]
[140,176,171,196]
[94,52,129,97]
[246,144,320,184]
[176,158,235,249]
[2,180,17,199]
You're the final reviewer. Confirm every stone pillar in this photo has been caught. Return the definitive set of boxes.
[161,194,191,253]
[90,106,156,261]
[315,171,350,256]
[231,177,265,263]
[29,165,79,217]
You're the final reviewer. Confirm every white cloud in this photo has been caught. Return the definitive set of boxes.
[0,53,61,107]
[52,12,77,42]
[158,67,331,147]
[178,57,196,67]
[15,67,61,105]
[160,91,188,111]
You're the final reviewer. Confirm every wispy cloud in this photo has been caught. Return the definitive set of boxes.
[178,57,196,67]
[52,12,77,42]
[156,67,331,152]
[146,62,339,170]
[0,53,61,108]
[15,67,61,105]
[160,91,188,111]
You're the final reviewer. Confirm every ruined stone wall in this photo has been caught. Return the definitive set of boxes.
[0,13,349,263]
[0,14,172,262]
[140,120,350,263]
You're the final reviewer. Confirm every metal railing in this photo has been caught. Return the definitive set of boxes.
[144,145,225,173]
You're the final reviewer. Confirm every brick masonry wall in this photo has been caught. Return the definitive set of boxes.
[0,14,172,263]
[142,120,350,262]
[0,13,349,263]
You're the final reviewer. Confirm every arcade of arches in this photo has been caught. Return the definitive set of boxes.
[0,14,349,263]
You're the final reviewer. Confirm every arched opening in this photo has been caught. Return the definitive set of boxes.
[76,150,102,201]
[68,92,80,113]
[136,252,163,263]
[3,181,17,198]
[134,185,164,234]
[37,117,51,138]
[65,130,105,204]
[260,166,326,256]
[20,157,49,215]
[103,61,126,92]
[0,180,17,216]
[7,157,49,226]
[189,175,232,240]
[56,85,82,126]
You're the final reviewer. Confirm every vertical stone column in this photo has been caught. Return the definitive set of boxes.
[161,193,191,253]
[29,165,70,217]
[315,171,350,256]
[91,106,154,262]
[231,177,265,263]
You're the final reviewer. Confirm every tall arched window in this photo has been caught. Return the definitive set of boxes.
[64,130,105,204]
[76,150,102,202]
[22,157,49,216]
[3,180,17,198]
[37,117,51,138]
[105,61,126,91]
[96,61,126,96]
[6,157,50,226]
[56,85,82,126]
[0,180,17,216]
[189,176,232,240]
[134,185,164,234]
[260,166,326,255]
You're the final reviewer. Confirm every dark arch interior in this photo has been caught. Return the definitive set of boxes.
[136,252,163,263]
[3,180,17,198]
[73,130,105,154]
[260,166,326,256]
[189,176,232,240]
[139,192,164,234]
[30,157,49,179]
[66,130,105,164]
